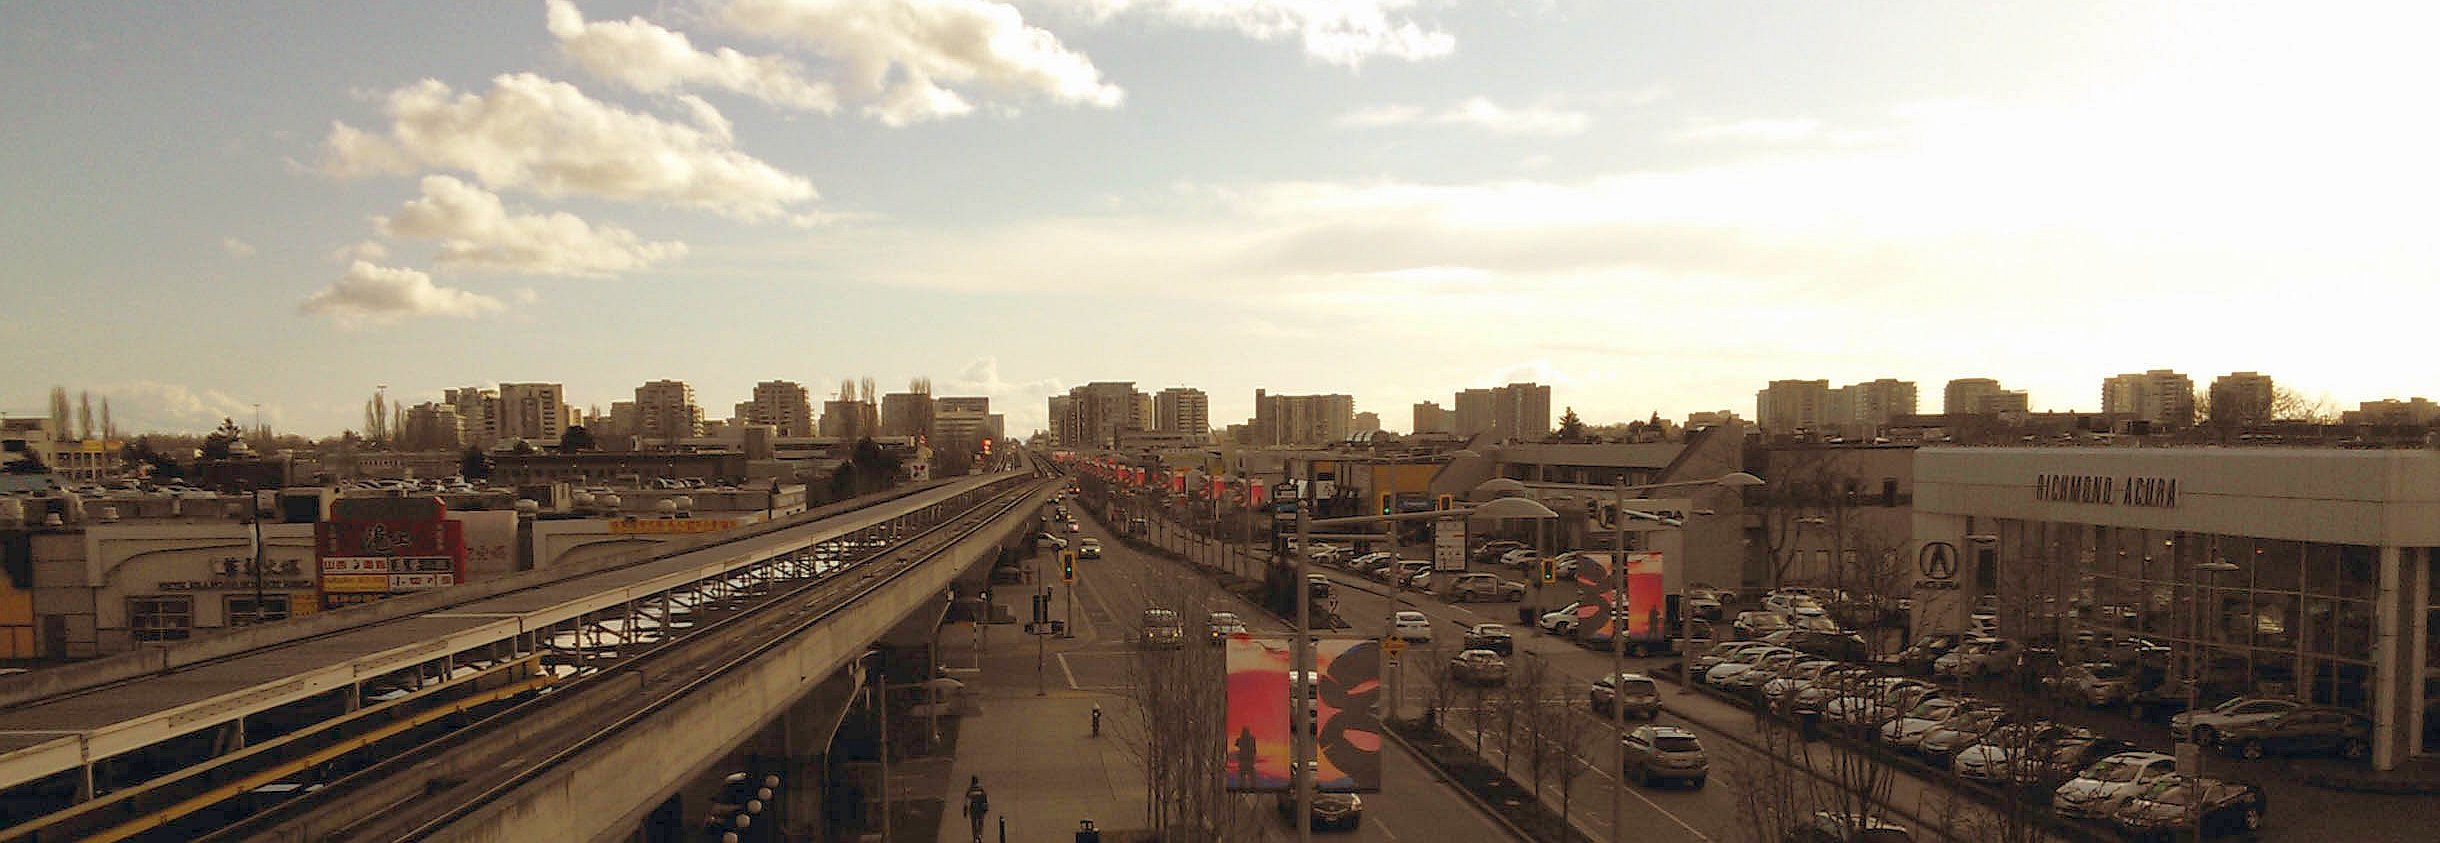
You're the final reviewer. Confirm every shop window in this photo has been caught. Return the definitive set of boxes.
[226,595,292,627]
[2253,539,2302,593]
[129,596,194,642]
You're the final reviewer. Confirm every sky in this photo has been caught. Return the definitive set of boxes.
[6,1,2438,437]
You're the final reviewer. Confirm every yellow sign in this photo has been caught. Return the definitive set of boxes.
[1382,637,1406,656]
[607,517,740,535]
[321,574,391,593]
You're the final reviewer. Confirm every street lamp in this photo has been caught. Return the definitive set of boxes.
[2177,540,2240,774]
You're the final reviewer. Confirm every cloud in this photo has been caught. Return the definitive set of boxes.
[222,237,256,258]
[718,0,1124,126]
[1671,117,1825,144]
[320,73,815,219]
[377,175,686,276]
[298,261,507,326]
[940,356,1067,432]
[544,0,838,112]
[1337,97,1588,136]
[330,240,389,263]
[88,380,268,435]
[1050,0,1454,67]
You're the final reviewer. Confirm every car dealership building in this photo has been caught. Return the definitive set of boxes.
[1912,446,2440,770]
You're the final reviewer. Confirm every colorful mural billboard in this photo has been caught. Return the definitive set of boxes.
[1569,551,1667,642]
[1223,636,1382,792]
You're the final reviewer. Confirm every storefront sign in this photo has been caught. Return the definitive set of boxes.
[157,579,315,592]
[1917,542,1961,589]
[2034,474,2179,508]
[606,517,739,535]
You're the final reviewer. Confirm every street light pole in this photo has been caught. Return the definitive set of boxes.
[1609,477,1628,843]
[1292,474,1313,843]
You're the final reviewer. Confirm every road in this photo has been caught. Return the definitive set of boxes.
[1056,507,1523,842]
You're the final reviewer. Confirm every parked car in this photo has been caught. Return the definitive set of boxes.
[1733,611,1791,640]
[1759,660,1842,710]
[1719,650,1808,695]
[2045,662,2134,706]
[1783,811,1914,843]
[1448,573,1527,602]
[1784,630,1869,662]
[1894,633,1962,675]
[1933,637,2023,679]
[1915,706,2012,763]
[1685,588,1726,620]
[1948,723,2081,783]
[1391,610,1434,644]
[2211,706,2372,760]
[1345,551,1395,573]
[1391,560,1434,588]
[1077,538,1102,559]
[1705,646,1794,688]
[2108,775,2267,840]
[1463,623,1515,656]
[1619,724,1708,788]
[1450,649,1510,685]
[2051,751,2181,821]
[1539,602,1586,636]
[1590,672,1662,720]
[1498,548,1542,569]
[2170,696,2301,746]
[1879,696,1974,750]
[1473,540,1525,565]
[2010,732,2133,788]
[1206,612,1248,645]
[1275,790,1363,831]
[1822,678,1935,733]
[1782,666,1877,720]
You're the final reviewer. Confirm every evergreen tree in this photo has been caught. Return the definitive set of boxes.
[1555,407,1586,442]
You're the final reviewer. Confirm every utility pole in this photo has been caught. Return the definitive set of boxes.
[1610,478,1628,843]
[1292,469,1314,843]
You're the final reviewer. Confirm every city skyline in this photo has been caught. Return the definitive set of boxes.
[7,3,2436,435]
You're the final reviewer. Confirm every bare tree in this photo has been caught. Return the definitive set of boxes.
[1509,653,1559,799]
[1115,577,1259,841]
[1538,687,1600,830]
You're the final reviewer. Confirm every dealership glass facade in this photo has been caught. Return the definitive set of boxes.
[1981,519,2437,755]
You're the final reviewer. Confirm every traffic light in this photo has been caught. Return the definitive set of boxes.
[1436,494,1454,511]
[1061,551,1077,584]
[1540,556,1556,584]
[1378,492,1393,515]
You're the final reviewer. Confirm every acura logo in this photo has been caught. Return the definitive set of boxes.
[1918,542,1958,580]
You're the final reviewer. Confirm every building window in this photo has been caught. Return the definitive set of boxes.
[129,596,194,642]
[227,594,292,627]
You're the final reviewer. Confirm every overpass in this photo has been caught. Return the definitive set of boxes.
[0,462,1057,841]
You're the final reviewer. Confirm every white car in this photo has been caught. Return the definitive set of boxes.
[1933,637,2021,678]
[1077,538,1102,559]
[2050,751,2179,821]
[1539,602,1585,636]
[1392,611,1433,643]
[1879,696,1971,749]
[1704,646,1793,686]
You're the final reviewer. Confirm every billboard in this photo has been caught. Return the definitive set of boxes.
[1570,551,1667,642]
[317,499,466,610]
[1223,636,1382,793]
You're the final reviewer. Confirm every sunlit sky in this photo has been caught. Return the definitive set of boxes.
[6,1,2436,436]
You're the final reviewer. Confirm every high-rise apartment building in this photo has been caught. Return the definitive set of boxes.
[1412,401,1453,434]
[1153,387,1209,437]
[2345,398,2440,426]
[2101,370,2196,427]
[1755,379,1831,433]
[880,392,936,439]
[1046,395,1075,447]
[935,396,995,445]
[2207,372,2276,426]
[1058,382,1143,450]
[1453,388,1495,436]
[1943,378,2031,417]
[1252,390,1355,446]
[490,382,567,445]
[735,380,814,437]
[1489,382,1552,441]
[635,379,704,442]
[444,386,499,446]
[1835,379,1917,431]
[401,402,464,451]
[1353,412,1381,434]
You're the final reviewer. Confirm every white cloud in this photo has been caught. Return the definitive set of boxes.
[1050,0,1454,67]
[377,175,686,277]
[940,356,1067,433]
[320,73,815,219]
[1337,96,1588,136]
[1671,117,1825,144]
[298,261,507,326]
[329,240,389,263]
[221,237,256,258]
[89,380,269,435]
[544,0,838,112]
[718,0,1124,126]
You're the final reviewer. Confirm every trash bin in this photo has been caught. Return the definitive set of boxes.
[1518,606,1536,625]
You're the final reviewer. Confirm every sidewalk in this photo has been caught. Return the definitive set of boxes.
[930,619,1147,843]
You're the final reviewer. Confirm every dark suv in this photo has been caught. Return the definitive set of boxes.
[2212,706,2372,760]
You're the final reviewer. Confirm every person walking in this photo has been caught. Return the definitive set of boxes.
[962,775,990,843]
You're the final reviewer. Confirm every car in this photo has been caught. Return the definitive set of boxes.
[1879,696,1973,750]
[1473,540,1524,565]
[1065,520,1081,533]
[1791,614,1844,633]
[1462,623,1515,656]
[1307,573,1336,601]
[1896,633,1962,675]
[1448,573,1526,602]
[1139,608,1184,649]
[1932,637,2022,679]
[1037,532,1069,550]
[2108,775,2266,840]
[1619,724,1708,788]
[1391,610,1433,643]
[1077,538,1102,559]
[1718,650,1808,694]
[1784,811,1914,843]
[1690,640,1773,677]
[1539,602,1586,636]
[1765,592,1829,619]
[2009,732,2133,788]
[1391,560,1434,588]
[2051,751,2181,821]
[1783,630,1869,662]
[1206,611,1247,645]
[1759,659,1841,709]
[1821,678,1935,732]
[1914,706,2012,763]
[1733,611,1791,640]
[1685,589,1725,620]
[1345,551,1395,573]
[1949,723,2081,783]
[2212,706,2371,760]
[1275,791,1363,831]
[2170,696,2301,746]
[1781,666,1876,720]
[1590,672,1662,720]
[1450,649,1510,685]
[1498,548,1541,569]
[2044,661,2132,706]
[1704,646,1793,688]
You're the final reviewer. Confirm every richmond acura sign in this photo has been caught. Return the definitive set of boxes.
[2034,473,2180,508]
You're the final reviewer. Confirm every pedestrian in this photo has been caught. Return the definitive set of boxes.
[962,775,990,843]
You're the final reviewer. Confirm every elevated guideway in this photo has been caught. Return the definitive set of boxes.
[0,468,1039,840]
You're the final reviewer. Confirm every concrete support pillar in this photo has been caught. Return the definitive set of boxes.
[2411,549,2432,761]
[2373,545,2409,770]
[783,667,863,841]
